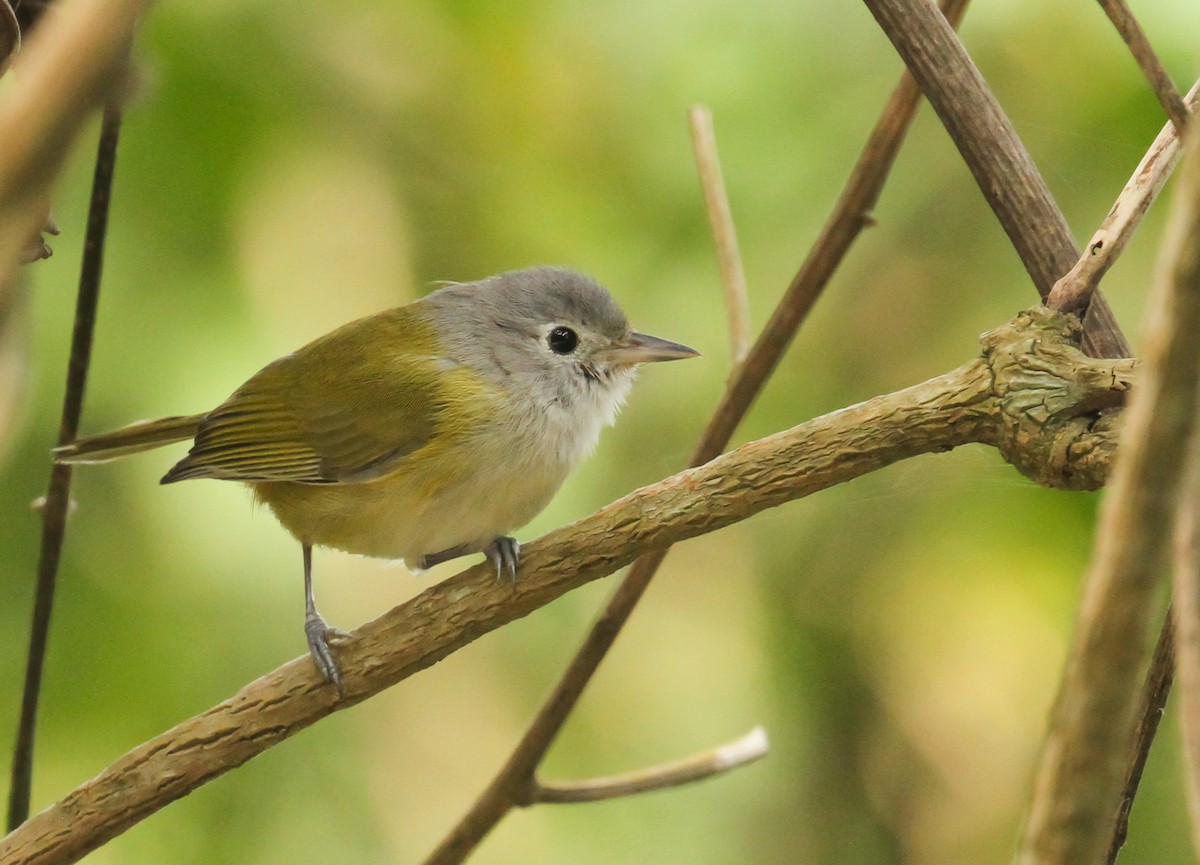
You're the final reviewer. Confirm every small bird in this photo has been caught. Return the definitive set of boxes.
[56,267,698,689]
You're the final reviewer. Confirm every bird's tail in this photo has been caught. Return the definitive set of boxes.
[53,415,203,464]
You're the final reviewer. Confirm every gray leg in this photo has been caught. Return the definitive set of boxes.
[417,543,473,570]
[303,544,350,693]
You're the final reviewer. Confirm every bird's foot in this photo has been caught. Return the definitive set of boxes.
[304,611,352,694]
[485,536,520,583]
[417,537,520,582]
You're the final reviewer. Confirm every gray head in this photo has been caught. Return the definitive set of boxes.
[422,266,697,457]
[425,266,696,389]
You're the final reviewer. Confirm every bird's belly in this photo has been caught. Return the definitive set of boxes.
[251,457,568,567]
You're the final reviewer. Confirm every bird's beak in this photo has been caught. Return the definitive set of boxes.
[607,332,700,366]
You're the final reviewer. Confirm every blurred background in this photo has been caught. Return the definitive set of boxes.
[2,1,1199,863]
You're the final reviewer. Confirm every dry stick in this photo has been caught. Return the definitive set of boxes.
[533,727,768,804]
[1018,123,1200,865]
[0,307,1125,865]
[1048,79,1200,316]
[424,2,971,863]
[7,102,122,832]
[861,0,1130,360]
[1095,0,1189,137]
[689,105,751,367]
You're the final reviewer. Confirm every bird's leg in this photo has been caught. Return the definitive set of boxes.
[416,543,473,570]
[302,543,350,693]
[418,536,521,582]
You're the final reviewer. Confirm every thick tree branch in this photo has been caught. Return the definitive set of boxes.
[1019,123,1200,865]
[861,0,1130,359]
[0,309,1129,865]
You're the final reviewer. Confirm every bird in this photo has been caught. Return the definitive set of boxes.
[55,266,699,690]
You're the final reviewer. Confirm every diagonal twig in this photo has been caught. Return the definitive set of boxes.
[1107,609,1175,863]
[1094,0,1189,136]
[423,3,972,863]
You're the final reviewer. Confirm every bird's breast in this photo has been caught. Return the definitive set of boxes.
[250,395,593,565]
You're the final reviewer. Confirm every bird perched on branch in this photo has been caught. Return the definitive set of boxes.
[56,267,698,690]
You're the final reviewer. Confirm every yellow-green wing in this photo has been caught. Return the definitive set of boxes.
[162,309,451,484]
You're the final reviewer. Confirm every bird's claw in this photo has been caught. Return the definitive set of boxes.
[305,611,348,694]
[485,536,520,582]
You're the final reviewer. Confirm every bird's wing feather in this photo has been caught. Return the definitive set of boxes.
[162,310,457,484]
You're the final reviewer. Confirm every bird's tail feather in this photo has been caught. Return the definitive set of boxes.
[53,415,202,463]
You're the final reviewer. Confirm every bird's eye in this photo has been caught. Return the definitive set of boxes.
[547,326,579,354]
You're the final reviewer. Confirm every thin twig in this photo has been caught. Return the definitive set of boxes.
[1019,122,1200,865]
[424,3,974,862]
[8,101,123,831]
[0,306,1122,865]
[689,105,751,368]
[1095,0,1189,136]
[861,0,1130,359]
[1048,79,1200,316]
[1107,610,1174,863]
[532,727,768,804]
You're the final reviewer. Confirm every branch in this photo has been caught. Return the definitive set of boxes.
[1107,609,1175,863]
[8,102,123,831]
[532,727,769,804]
[689,105,751,368]
[861,0,1130,359]
[0,309,1129,865]
[1094,0,1189,136]
[1018,121,1200,865]
[1048,79,1200,316]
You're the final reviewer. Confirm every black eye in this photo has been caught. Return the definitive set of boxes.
[547,326,578,354]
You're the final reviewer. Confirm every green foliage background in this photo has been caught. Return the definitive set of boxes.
[2,1,1199,863]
